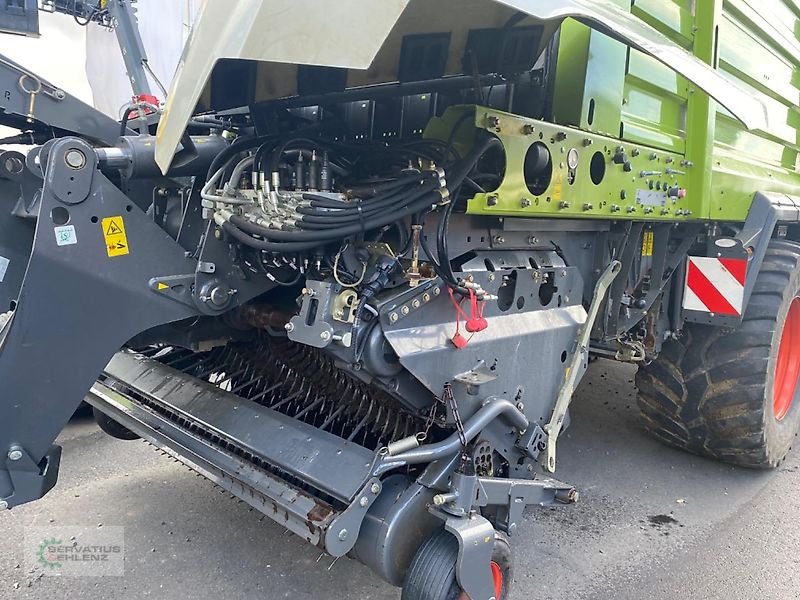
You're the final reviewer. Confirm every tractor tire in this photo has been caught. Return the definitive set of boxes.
[92,406,140,441]
[636,239,800,468]
[401,529,512,600]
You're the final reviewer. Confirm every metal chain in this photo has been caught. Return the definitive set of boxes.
[443,382,467,448]
[418,395,441,442]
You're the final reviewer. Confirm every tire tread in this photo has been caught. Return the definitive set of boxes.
[636,241,800,468]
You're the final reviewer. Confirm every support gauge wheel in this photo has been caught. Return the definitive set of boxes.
[93,406,140,441]
[401,528,512,600]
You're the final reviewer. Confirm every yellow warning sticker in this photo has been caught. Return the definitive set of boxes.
[157,282,169,291]
[552,173,563,202]
[101,216,130,258]
[642,230,654,257]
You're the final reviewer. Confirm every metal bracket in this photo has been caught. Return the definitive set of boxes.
[515,423,547,460]
[0,444,61,511]
[543,260,621,473]
[432,508,497,600]
[148,274,197,308]
[475,475,578,535]
[737,191,796,310]
[324,478,383,557]
[0,53,126,144]
[194,221,276,316]
[0,138,200,507]
[0,150,41,219]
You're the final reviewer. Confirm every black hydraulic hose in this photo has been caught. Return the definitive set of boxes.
[269,137,333,173]
[220,132,496,256]
[206,135,269,181]
[436,134,503,285]
[119,106,135,136]
[295,185,439,230]
[300,181,439,217]
[228,191,439,246]
[301,185,424,212]
[221,221,320,253]
[345,170,436,197]
[444,111,475,162]
[297,204,403,226]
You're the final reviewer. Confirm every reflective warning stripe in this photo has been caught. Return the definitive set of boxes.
[683,257,747,316]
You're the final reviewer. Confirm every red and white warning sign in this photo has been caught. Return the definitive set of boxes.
[683,257,747,316]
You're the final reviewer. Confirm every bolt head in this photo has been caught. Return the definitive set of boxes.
[401,306,410,316]
[338,529,348,541]
[412,300,421,309]
[320,331,331,341]
[389,313,399,323]
[284,322,295,333]
[0,501,7,510]
[209,286,230,307]
[433,288,441,296]
[422,293,431,302]
[8,449,22,461]
[370,483,381,494]
[64,149,86,170]
[359,497,369,508]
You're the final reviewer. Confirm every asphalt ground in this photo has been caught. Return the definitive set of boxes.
[2,359,798,599]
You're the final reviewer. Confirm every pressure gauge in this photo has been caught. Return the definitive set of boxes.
[567,148,580,170]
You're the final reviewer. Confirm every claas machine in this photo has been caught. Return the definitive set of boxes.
[1,1,800,598]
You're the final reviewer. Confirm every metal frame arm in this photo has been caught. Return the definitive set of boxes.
[0,137,199,508]
[105,0,153,98]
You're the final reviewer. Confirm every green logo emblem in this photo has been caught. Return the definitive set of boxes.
[37,538,62,569]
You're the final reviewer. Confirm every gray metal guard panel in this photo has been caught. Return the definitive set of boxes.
[103,351,378,503]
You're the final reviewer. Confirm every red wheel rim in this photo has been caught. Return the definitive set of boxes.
[774,297,800,421]
[490,561,504,598]
[458,561,504,599]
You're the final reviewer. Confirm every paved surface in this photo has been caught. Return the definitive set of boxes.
[2,360,799,599]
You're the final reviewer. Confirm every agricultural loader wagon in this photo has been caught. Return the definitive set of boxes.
[1,0,800,598]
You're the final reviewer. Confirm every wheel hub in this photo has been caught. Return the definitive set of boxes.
[774,297,800,421]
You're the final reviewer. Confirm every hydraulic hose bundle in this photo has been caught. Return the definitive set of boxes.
[206,124,501,292]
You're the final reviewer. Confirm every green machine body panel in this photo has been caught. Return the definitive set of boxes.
[459,0,800,222]
[427,106,693,220]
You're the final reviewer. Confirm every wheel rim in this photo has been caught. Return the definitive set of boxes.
[458,561,504,600]
[490,561,503,598]
[774,297,800,421]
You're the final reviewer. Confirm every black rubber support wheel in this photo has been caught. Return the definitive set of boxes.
[92,406,140,441]
[401,528,512,600]
[637,240,800,468]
